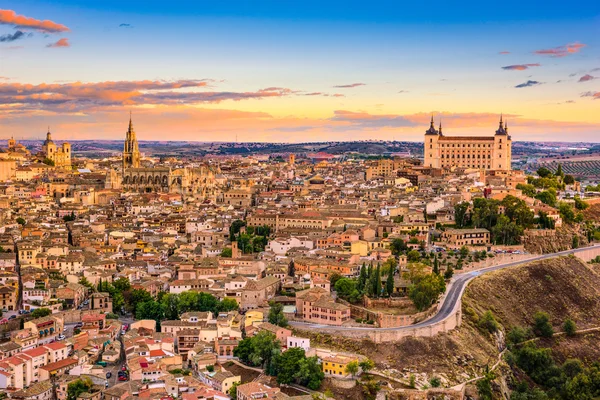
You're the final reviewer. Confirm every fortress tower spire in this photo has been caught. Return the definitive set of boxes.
[123,113,140,169]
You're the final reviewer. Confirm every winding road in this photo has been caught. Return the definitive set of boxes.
[289,244,600,332]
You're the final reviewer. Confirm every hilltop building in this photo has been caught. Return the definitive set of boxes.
[41,129,71,169]
[424,115,511,171]
[123,115,141,169]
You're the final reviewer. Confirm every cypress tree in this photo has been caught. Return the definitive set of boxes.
[385,268,395,297]
[374,263,382,298]
[433,255,439,275]
[358,263,367,292]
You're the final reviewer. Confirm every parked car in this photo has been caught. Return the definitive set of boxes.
[57,334,66,340]
[0,318,8,324]
[121,366,127,372]
[8,315,16,320]
[106,372,112,379]
[118,375,128,381]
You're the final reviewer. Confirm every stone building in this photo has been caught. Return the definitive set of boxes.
[424,115,512,170]
[41,130,71,169]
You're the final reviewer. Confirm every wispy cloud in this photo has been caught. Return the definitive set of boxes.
[332,83,365,88]
[578,74,597,82]
[119,23,133,28]
[502,63,541,71]
[581,91,600,99]
[0,30,31,42]
[398,90,409,94]
[533,42,586,58]
[499,51,510,55]
[46,38,70,48]
[330,110,417,129]
[0,9,69,33]
[515,80,542,88]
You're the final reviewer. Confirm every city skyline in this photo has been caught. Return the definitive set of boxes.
[0,0,599,142]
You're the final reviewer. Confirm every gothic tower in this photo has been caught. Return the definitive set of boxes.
[123,114,140,170]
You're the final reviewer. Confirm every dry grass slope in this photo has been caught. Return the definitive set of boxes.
[463,256,600,330]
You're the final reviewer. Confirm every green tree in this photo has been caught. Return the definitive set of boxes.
[429,376,441,388]
[390,238,407,255]
[454,202,471,228]
[535,191,557,207]
[16,217,26,225]
[268,301,288,327]
[78,276,95,292]
[229,219,246,239]
[358,263,368,292]
[296,356,324,390]
[359,359,375,373]
[478,310,499,334]
[574,196,589,210]
[345,360,359,378]
[563,175,575,185]
[135,300,166,326]
[563,319,577,337]
[374,263,382,297]
[459,246,469,258]
[228,382,240,400]
[533,312,554,338]
[329,272,343,287]
[432,254,439,275]
[407,249,421,262]
[476,370,495,400]
[275,347,306,385]
[127,289,153,312]
[67,377,94,400]
[444,266,454,280]
[385,269,395,297]
[161,293,181,320]
[217,298,238,312]
[537,167,552,178]
[220,247,233,257]
[112,277,131,292]
[409,273,446,311]
[572,236,580,249]
[30,307,52,319]
[555,164,564,178]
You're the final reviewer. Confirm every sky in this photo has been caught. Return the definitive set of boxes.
[0,0,599,143]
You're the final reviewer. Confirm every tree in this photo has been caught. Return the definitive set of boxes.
[563,319,577,337]
[358,263,368,292]
[30,308,52,319]
[409,273,446,311]
[113,277,131,292]
[454,202,470,228]
[476,370,495,400]
[390,238,407,255]
[563,174,575,185]
[229,219,246,239]
[296,356,324,390]
[432,255,439,275]
[535,191,557,207]
[228,381,240,399]
[220,247,232,257]
[288,259,295,277]
[345,360,359,378]
[78,277,95,292]
[268,302,288,327]
[459,246,469,258]
[329,272,342,287]
[375,264,382,297]
[574,196,589,210]
[67,377,94,400]
[572,236,580,249]
[555,164,564,178]
[478,310,500,334]
[537,167,552,178]
[385,269,395,297]
[429,376,441,388]
[161,293,181,320]
[218,298,238,312]
[359,359,375,373]
[127,289,153,311]
[407,249,421,262]
[533,312,554,338]
[275,347,306,385]
[16,217,26,225]
[135,300,166,326]
[444,266,454,280]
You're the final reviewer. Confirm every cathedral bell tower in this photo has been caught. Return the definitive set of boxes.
[123,113,140,170]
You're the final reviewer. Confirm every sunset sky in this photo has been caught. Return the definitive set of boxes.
[0,0,599,142]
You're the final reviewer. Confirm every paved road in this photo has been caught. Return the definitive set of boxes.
[289,244,600,332]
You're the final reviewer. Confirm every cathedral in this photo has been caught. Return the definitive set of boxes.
[115,116,219,195]
[424,115,512,171]
[41,129,72,169]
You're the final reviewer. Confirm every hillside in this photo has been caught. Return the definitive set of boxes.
[463,256,600,330]
[301,256,600,398]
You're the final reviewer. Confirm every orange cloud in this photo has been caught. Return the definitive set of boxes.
[534,42,586,57]
[501,63,541,71]
[0,9,69,33]
[498,51,510,55]
[46,38,70,48]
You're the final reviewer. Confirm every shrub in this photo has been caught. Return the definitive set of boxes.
[478,310,500,334]
[429,376,441,388]
[533,312,554,338]
[563,319,577,337]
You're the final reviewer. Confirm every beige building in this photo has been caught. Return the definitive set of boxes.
[424,116,511,171]
[441,228,490,249]
[41,130,71,169]
[0,159,16,181]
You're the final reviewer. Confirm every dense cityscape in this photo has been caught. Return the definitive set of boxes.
[1,1,600,400]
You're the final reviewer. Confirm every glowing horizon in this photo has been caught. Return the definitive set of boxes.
[0,1,599,142]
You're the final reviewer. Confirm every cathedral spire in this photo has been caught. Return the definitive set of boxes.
[438,120,443,135]
[430,114,435,129]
